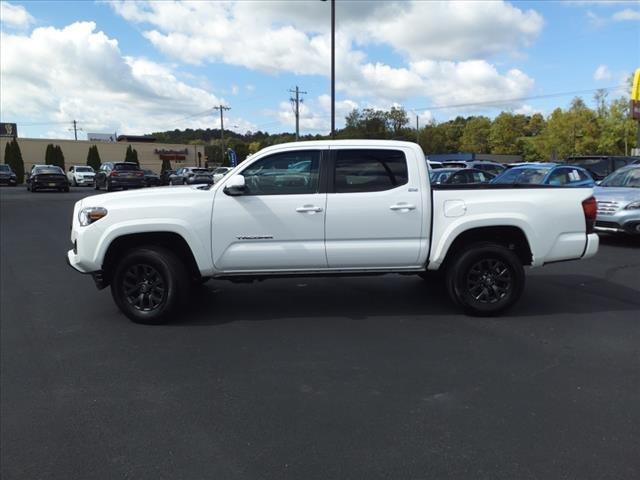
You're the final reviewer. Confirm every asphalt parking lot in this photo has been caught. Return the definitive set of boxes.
[1,186,639,480]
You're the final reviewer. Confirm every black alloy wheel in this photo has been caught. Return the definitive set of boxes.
[445,242,524,316]
[122,264,167,312]
[111,246,189,324]
[465,258,512,305]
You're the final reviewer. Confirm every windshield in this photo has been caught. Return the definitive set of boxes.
[191,168,209,174]
[75,166,94,172]
[566,158,608,177]
[600,167,640,188]
[34,166,63,175]
[429,169,458,184]
[114,163,140,171]
[213,167,229,174]
[0,165,10,172]
[493,167,550,184]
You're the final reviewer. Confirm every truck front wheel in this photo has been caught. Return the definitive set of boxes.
[445,242,524,316]
[110,246,188,324]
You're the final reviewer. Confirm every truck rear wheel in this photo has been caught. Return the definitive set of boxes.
[445,242,524,316]
[110,246,189,324]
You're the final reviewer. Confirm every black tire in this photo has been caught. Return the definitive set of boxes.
[110,246,189,324]
[73,178,78,186]
[94,179,100,190]
[63,186,70,192]
[445,242,524,316]
[106,180,113,192]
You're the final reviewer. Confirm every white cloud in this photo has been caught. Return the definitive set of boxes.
[108,0,540,106]
[0,1,35,29]
[593,64,612,81]
[612,9,640,21]
[0,22,239,135]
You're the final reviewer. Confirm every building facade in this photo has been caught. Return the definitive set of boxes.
[0,137,205,175]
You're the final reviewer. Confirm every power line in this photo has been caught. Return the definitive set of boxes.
[289,86,307,140]
[409,85,627,112]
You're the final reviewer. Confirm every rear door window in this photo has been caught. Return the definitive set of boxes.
[334,149,408,193]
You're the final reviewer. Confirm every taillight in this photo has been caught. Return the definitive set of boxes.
[135,171,144,177]
[582,196,597,234]
[110,171,119,177]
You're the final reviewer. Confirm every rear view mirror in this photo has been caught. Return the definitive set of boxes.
[224,175,246,196]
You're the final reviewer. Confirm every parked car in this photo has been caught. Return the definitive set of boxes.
[67,165,95,186]
[94,162,145,191]
[160,169,175,186]
[563,156,637,181]
[169,167,213,186]
[426,159,444,169]
[142,169,161,187]
[26,165,69,192]
[429,168,495,185]
[441,160,506,176]
[491,164,595,187]
[593,165,640,235]
[0,164,17,186]
[212,167,233,183]
[68,140,598,324]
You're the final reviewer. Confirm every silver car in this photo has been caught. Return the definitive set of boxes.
[594,165,640,235]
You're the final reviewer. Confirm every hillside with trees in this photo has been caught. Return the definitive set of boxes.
[148,92,637,166]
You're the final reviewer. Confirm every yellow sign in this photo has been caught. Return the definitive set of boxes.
[632,68,640,101]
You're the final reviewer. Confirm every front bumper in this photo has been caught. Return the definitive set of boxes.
[66,251,107,289]
[595,211,640,235]
[0,177,17,185]
[75,177,95,186]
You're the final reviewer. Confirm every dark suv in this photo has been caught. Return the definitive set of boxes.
[0,164,17,186]
[95,162,145,191]
[563,156,637,181]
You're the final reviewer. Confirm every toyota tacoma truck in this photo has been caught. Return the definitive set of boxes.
[67,140,599,324]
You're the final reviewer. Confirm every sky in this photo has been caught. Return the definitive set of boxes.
[0,0,638,140]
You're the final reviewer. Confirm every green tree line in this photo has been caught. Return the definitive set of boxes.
[149,92,637,165]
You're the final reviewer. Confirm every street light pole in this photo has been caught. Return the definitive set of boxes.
[330,0,335,139]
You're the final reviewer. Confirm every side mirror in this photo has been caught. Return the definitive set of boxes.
[223,175,247,196]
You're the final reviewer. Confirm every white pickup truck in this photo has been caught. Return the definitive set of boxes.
[67,140,599,324]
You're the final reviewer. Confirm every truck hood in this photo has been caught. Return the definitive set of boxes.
[593,186,640,204]
[80,185,214,210]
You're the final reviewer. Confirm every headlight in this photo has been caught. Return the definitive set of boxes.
[624,201,640,210]
[78,207,108,226]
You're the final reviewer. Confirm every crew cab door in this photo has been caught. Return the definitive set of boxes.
[211,149,327,271]
[325,147,424,268]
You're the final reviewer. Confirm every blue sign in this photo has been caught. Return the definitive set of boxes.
[227,148,237,167]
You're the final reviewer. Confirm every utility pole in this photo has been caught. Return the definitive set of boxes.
[289,86,307,140]
[69,120,82,141]
[213,105,231,165]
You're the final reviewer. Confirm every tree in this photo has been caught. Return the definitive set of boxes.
[388,106,409,137]
[86,145,101,170]
[459,116,491,153]
[45,144,64,169]
[124,145,139,165]
[489,112,528,155]
[54,145,65,169]
[160,157,172,173]
[45,144,54,165]
[5,139,25,183]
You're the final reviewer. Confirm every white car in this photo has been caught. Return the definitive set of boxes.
[67,140,598,324]
[212,166,233,183]
[67,165,96,186]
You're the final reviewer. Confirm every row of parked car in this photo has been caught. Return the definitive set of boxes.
[0,162,235,192]
[427,156,640,235]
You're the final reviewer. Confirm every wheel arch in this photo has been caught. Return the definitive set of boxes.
[436,225,533,271]
[101,232,201,286]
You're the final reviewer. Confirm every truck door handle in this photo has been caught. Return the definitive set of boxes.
[389,203,416,212]
[296,205,323,213]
